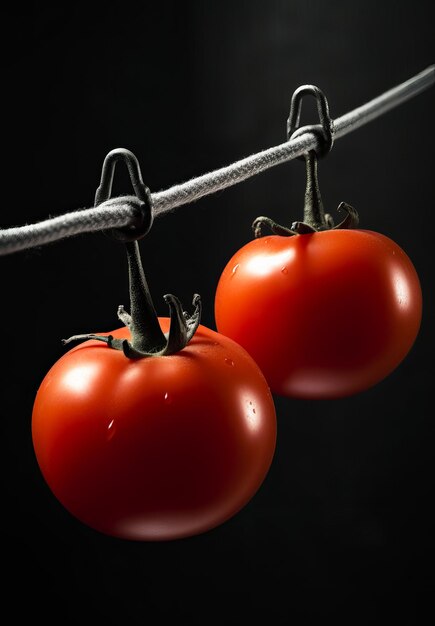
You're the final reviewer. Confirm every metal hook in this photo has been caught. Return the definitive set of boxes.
[95,148,153,241]
[286,85,334,158]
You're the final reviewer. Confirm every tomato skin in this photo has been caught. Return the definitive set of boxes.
[215,230,422,399]
[32,320,276,541]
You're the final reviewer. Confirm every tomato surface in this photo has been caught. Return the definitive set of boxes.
[215,229,422,399]
[32,320,276,541]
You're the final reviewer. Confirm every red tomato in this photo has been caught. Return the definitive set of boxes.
[32,320,276,541]
[215,229,422,399]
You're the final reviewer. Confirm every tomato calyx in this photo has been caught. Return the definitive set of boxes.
[252,147,359,238]
[62,148,202,358]
[62,298,202,358]
[252,200,359,238]
[253,84,359,238]
[63,240,202,358]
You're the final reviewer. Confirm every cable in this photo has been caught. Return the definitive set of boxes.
[153,65,434,215]
[0,198,142,256]
[1,65,434,256]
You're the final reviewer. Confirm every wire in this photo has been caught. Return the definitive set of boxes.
[0,198,144,256]
[153,65,435,215]
[1,65,434,256]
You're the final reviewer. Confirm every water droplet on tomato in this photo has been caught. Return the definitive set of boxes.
[225,358,235,367]
[164,392,172,403]
[281,266,288,274]
[107,419,116,441]
[232,264,239,276]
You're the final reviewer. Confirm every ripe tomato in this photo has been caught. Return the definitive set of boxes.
[32,319,276,541]
[215,229,422,399]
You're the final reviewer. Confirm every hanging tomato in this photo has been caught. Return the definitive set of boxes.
[32,150,276,541]
[215,86,422,399]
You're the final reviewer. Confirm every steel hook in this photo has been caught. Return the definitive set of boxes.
[95,148,153,241]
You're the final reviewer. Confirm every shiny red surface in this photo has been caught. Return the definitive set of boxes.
[32,321,276,541]
[215,230,422,399]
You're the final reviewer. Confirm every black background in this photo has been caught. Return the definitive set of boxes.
[1,2,434,624]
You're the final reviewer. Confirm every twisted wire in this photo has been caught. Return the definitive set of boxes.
[1,65,433,256]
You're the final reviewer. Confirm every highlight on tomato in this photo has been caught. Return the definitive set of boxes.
[214,223,422,400]
[32,149,277,541]
[215,87,422,400]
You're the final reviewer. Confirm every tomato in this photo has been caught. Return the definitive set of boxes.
[32,319,276,541]
[215,229,422,399]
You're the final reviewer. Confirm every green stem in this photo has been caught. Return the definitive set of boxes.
[125,240,167,353]
[303,150,328,230]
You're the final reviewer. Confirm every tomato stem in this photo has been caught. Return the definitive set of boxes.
[125,240,167,353]
[252,84,359,238]
[252,148,359,238]
[62,148,202,358]
[63,237,202,358]
[302,151,329,230]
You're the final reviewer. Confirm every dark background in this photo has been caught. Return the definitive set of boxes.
[1,2,434,623]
